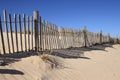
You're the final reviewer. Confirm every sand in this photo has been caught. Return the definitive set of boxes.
[0,44,120,80]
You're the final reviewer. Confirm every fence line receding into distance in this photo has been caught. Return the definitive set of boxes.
[0,10,113,55]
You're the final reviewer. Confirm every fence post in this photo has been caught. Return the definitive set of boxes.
[107,33,110,43]
[100,30,102,44]
[82,26,87,47]
[34,11,39,51]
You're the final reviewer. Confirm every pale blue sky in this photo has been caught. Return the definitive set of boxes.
[0,0,120,37]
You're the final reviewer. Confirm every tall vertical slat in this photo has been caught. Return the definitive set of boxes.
[34,11,39,51]
[55,26,57,49]
[14,14,18,52]
[43,21,46,50]
[3,10,11,54]
[60,28,62,48]
[54,25,57,49]
[45,22,50,50]
[18,14,23,52]
[52,24,54,49]
[44,21,46,49]
[71,29,73,47]
[66,28,68,48]
[65,28,67,48]
[45,22,47,50]
[30,16,33,50]
[23,14,27,51]
[83,27,87,47]
[46,21,49,50]
[39,16,44,51]
[0,16,6,54]
[69,29,71,47]
[62,28,65,48]
[56,26,59,49]
[100,30,102,44]
[86,31,90,47]
[40,16,42,51]
[49,23,52,50]
[47,22,51,50]
[55,25,58,49]
[64,28,67,48]
[60,28,63,48]
[38,19,40,51]
[58,28,61,48]
[45,21,48,50]
[97,33,99,44]
[27,16,30,51]
[8,14,14,53]
[108,33,110,43]
[39,18,41,51]
[53,24,55,49]
[51,24,54,49]
[67,28,69,47]
[42,21,45,50]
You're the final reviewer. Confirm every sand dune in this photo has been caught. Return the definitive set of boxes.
[0,44,120,80]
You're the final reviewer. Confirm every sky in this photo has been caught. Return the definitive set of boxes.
[0,0,120,37]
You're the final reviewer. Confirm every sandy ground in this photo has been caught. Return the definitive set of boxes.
[0,44,120,80]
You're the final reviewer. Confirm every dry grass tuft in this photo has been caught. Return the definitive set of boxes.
[40,52,64,69]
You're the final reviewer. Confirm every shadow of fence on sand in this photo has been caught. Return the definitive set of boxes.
[0,44,114,66]
[0,51,39,66]
[0,58,20,66]
[0,69,24,75]
[51,44,113,59]
[51,50,90,59]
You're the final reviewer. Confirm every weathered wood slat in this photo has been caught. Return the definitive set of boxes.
[34,11,39,51]
[49,23,52,50]
[51,24,54,49]
[0,16,5,54]
[27,16,30,51]
[100,30,102,44]
[30,16,33,50]
[8,14,14,53]
[23,14,27,52]
[46,22,49,50]
[39,16,42,51]
[47,22,51,50]
[56,26,59,49]
[42,20,45,51]
[3,10,11,54]
[14,14,18,52]
[54,25,57,49]
[43,21,47,50]
[41,20,43,50]
[18,14,23,52]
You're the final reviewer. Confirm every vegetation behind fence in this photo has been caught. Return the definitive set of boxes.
[0,10,117,55]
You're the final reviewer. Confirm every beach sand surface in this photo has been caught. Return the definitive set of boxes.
[0,44,120,80]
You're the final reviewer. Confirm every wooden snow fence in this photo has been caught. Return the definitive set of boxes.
[0,10,111,55]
